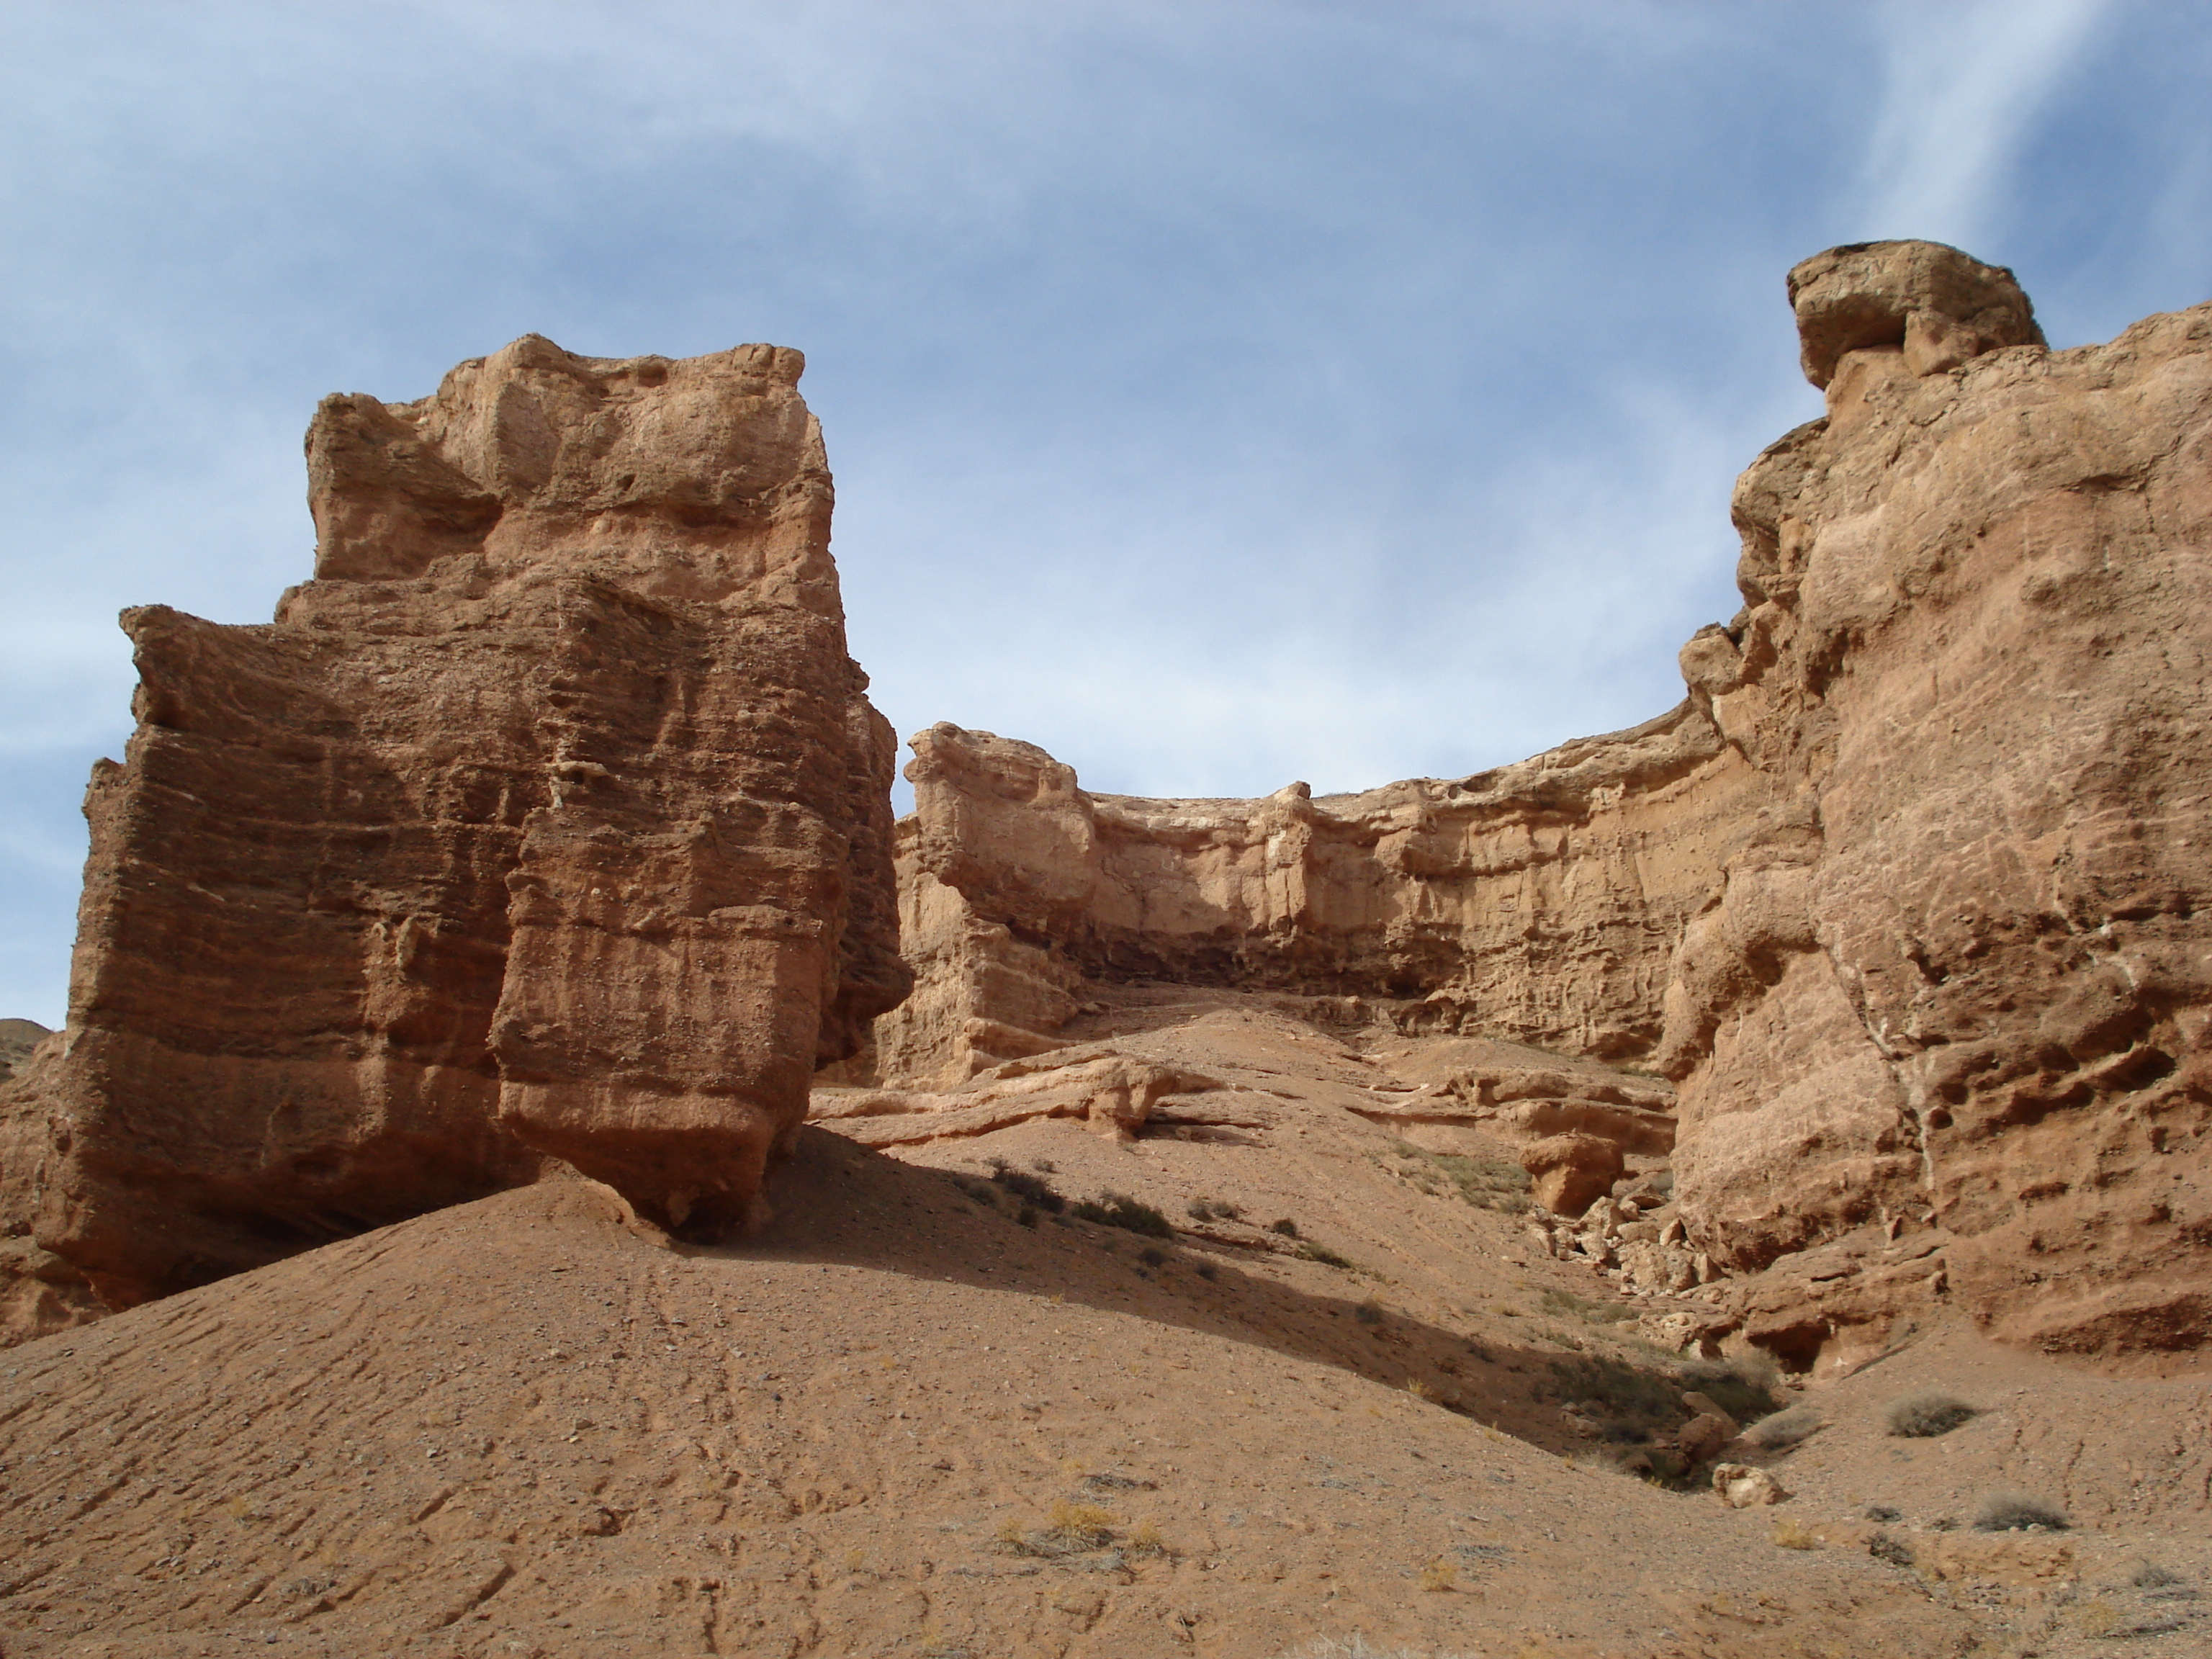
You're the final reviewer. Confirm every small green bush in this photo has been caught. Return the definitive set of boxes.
[1886,1389,1977,1438]
[1973,1489,2069,1533]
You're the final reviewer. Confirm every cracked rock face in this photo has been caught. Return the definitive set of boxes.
[1661,240,2212,1354]
[3,336,907,1308]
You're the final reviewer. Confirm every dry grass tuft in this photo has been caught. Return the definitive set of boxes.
[1972,1489,2069,1533]
[1886,1389,1977,1438]
[1418,1556,1457,1592]
[1771,1519,1818,1550]
[1743,1403,1822,1450]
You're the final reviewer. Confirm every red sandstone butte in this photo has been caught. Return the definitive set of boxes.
[1,336,907,1311]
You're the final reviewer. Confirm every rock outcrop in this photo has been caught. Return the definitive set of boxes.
[857,241,2212,1362]
[1,336,907,1313]
[869,709,1770,1089]
[1659,241,2212,1357]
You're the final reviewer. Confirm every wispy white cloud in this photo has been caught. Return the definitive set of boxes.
[1856,0,2114,251]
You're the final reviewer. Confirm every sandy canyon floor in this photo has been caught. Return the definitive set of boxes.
[3,991,2207,1659]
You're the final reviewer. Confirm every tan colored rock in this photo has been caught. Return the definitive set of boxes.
[0,1019,46,1083]
[811,1050,1217,1146]
[1678,1412,1736,1465]
[6,336,906,1310]
[1786,240,2043,389]
[1712,1462,1790,1508]
[1520,1133,1624,1216]
[1660,242,2212,1357]
[873,710,1770,1087]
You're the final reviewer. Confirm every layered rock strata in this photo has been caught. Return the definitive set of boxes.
[871,710,1771,1089]
[865,242,2212,1359]
[1,336,906,1311]
[1659,242,2212,1356]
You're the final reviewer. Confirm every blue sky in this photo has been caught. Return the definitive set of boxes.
[3,0,2208,1026]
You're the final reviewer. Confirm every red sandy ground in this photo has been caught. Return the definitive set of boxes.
[2,995,2205,1657]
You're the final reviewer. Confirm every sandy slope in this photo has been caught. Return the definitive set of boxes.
[1,999,2205,1658]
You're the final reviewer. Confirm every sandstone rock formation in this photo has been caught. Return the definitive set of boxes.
[856,241,2212,1363]
[871,711,1768,1089]
[0,1019,45,1083]
[1519,1133,1624,1216]
[1,336,906,1311]
[1659,241,2212,1358]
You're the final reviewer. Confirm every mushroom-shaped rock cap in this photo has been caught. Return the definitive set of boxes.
[1787,240,2044,389]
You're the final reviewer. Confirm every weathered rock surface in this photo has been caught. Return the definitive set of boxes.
[0,1019,46,1083]
[1519,1132,1625,1217]
[863,241,2212,1362]
[2,336,906,1312]
[871,709,1768,1088]
[1659,240,2212,1357]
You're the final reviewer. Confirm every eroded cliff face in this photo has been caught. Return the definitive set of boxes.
[863,711,1773,1091]
[863,242,2212,1360]
[2,336,907,1312]
[1659,244,2212,1357]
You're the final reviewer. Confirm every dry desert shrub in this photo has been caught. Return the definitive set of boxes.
[1771,1519,1818,1550]
[1743,1403,1823,1449]
[1296,1239,1357,1269]
[1679,1354,1783,1422]
[1886,1389,1977,1438]
[986,1161,1064,1213]
[1282,1640,1486,1659]
[1071,1192,1174,1238]
[1972,1489,2069,1532]
[1269,1217,1302,1237]
[1539,1287,1637,1326]
[1418,1555,1457,1591]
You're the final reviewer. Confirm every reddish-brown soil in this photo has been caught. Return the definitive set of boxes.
[2,996,2205,1658]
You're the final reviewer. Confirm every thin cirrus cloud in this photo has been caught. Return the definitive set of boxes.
[1,1,2205,1028]
[1856,0,2118,249]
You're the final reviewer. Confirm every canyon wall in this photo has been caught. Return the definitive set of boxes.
[1,336,907,1314]
[869,243,2212,1357]
[866,712,1775,1090]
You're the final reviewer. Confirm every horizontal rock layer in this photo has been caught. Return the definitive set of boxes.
[1,336,907,1316]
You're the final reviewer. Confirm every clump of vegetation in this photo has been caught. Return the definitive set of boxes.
[1418,1555,1457,1591]
[1187,1197,1243,1221]
[1381,1141,1532,1213]
[1354,1298,1386,1326]
[1196,1262,1219,1281]
[1679,1355,1784,1424]
[1743,1403,1823,1450]
[2133,1563,2184,1589]
[1269,1218,1301,1238]
[1138,1246,1168,1269]
[1886,1389,1977,1438]
[1015,1205,1038,1228]
[1539,1287,1637,1326]
[1771,1519,1819,1550]
[1127,1519,1168,1557]
[987,1160,1065,1213]
[1868,1532,1914,1568]
[1545,1354,1681,1433]
[1296,1240,1356,1269]
[950,1174,999,1205]
[1071,1192,1175,1238]
[997,1499,1121,1557]
[1973,1490,2069,1533]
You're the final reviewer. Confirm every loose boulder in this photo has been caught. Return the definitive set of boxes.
[1520,1133,1625,1217]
